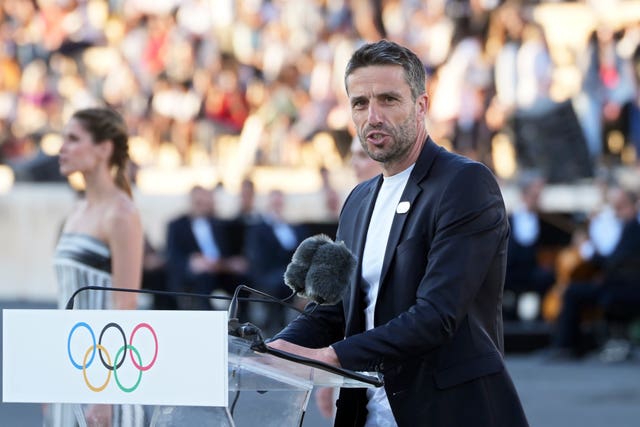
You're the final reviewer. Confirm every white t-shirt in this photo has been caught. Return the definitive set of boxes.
[361,164,414,427]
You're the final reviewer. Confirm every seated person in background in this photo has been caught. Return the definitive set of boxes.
[549,187,640,358]
[586,173,624,258]
[141,236,177,310]
[166,185,248,310]
[542,172,621,322]
[235,177,260,225]
[504,171,557,321]
[244,189,308,333]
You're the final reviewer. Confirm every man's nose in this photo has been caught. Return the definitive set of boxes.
[367,103,383,126]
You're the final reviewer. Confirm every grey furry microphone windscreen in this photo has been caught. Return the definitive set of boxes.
[283,234,357,305]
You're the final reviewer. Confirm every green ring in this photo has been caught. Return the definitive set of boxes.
[113,344,143,393]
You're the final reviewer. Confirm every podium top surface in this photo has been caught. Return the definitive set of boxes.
[228,336,383,391]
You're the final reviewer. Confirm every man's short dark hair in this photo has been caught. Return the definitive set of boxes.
[344,40,426,101]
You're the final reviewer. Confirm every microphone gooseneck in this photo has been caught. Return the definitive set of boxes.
[226,284,298,352]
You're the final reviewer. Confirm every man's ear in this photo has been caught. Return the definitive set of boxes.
[416,93,429,117]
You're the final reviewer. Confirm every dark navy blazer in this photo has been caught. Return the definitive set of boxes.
[275,139,529,427]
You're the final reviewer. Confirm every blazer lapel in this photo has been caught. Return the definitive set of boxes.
[378,138,441,292]
[345,176,381,335]
[377,178,421,289]
[352,178,381,267]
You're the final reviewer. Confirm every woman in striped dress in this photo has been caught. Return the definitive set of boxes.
[50,107,144,427]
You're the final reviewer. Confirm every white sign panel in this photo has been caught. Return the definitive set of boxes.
[2,310,228,407]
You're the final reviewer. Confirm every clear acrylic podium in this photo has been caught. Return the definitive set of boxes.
[3,303,383,426]
[149,335,382,427]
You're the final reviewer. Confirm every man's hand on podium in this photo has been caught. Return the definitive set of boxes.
[267,339,341,368]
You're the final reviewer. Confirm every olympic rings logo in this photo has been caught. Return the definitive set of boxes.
[67,322,159,393]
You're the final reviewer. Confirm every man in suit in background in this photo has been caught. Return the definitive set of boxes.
[244,189,307,333]
[550,187,640,358]
[504,171,558,321]
[166,185,247,310]
[269,40,528,426]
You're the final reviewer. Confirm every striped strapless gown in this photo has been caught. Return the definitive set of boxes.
[50,233,145,426]
[54,233,113,310]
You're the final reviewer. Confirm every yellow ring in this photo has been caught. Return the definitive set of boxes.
[82,344,111,392]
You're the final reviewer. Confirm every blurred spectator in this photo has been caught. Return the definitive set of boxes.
[8,132,66,182]
[351,0,385,41]
[549,187,640,359]
[542,169,621,323]
[405,0,455,74]
[504,171,557,321]
[489,9,567,177]
[573,25,636,165]
[587,170,625,257]
[16,58,58,135]
[165,185,248,310]
[627,42,640,167]
[243,188,308,333]
[487,1,529,130]
[494,10,593,182]
[203,59,250,137]
[235,176,259,224]
[151,78,201,163]
[429,13,492,162]
[141,236,177,310]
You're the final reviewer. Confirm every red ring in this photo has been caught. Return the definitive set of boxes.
[128,322,158,371]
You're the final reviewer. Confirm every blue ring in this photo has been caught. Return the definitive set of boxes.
[68,322,96,370]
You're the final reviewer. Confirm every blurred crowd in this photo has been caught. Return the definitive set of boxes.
[1,0,640,185]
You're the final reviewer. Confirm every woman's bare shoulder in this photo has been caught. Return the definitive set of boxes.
[102,192,142,233]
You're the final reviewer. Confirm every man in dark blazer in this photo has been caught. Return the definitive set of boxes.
[166,185,247,310]
[244,189,307,299]
[268,40,528,426]
[504,171,571,320]
[244,189,308,332]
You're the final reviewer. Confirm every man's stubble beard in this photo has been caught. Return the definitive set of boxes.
[360,111,418,166]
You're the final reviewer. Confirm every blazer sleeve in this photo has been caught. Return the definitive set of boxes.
[332,163,509,371]
[272,302,346,348]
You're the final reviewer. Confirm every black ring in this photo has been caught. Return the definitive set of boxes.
[98,322,127,370]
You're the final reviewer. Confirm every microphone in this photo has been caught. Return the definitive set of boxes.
[284,234,357,305]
